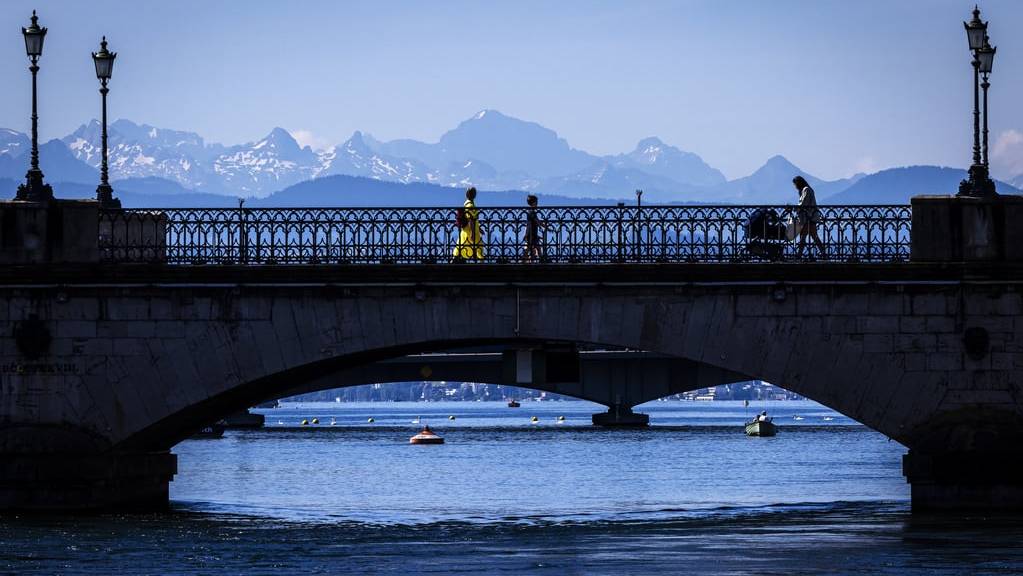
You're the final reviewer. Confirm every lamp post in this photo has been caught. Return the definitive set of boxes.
[958,6,996,197]
[92,36,120,208]
[977,36,995,168]
[15,10,53,202]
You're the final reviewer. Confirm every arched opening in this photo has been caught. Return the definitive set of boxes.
[168,377,910,522]
[70,330,920,516]
[118,335,907,452]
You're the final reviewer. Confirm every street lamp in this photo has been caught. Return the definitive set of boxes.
[15,10,53,202]
[964,6,987,51]
[978,36,995,168]
[92,36,120,208]
[958,6,996,197]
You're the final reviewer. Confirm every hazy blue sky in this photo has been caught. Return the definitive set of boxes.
[0,1,1020,180]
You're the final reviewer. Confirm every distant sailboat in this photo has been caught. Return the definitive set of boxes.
[412,416,421,424]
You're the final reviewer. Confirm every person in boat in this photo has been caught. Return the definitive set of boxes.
[756,410,770,423]
[791,175,825,259]
[453,187,485,261]
[523,194,547,262]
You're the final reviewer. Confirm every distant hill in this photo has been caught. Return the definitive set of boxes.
[709,155,861,204]
[826,166,1021,204]
[0,139,99,184]
[249,175,621,207]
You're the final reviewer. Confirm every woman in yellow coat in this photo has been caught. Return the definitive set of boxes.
[453,187,485,261]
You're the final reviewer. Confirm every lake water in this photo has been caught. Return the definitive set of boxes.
[3,400,1023,575]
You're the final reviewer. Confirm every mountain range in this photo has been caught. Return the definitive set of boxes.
[0,109,1019,206]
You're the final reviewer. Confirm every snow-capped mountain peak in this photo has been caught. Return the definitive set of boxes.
[0,127,31,157]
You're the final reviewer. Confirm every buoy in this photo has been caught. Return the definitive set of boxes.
[367,417,375,423]
[301,419,308,426]
[448,415,456,420]
[311,418,319,424]
[410,425,444,445]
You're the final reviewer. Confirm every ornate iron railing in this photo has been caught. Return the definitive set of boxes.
[97,205,912,265]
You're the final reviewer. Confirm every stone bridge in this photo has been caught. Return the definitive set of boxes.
[0,194,1020,513]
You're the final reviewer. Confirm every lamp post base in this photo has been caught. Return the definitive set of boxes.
[14,168,53,202]
[958,164,997,197]
[96,183,121,209]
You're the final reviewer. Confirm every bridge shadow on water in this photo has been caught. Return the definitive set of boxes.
[3,501,1023,575]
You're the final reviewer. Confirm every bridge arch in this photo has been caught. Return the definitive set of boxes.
[81,276,933,454]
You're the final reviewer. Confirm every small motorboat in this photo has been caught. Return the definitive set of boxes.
[507,400,521,408]
[410,425,444,445]
[745,417,777,437]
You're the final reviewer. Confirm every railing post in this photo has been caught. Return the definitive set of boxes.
[634,189,643,262]
[237,199,248,265]
[616,202,625,263]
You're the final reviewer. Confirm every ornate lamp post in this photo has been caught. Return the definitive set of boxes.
[977,36,995,168]
[958,6,996,197]
[15,11,53,202]
[92,37,120,208]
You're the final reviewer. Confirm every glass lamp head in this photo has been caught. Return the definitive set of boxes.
[964,6,987,51]
[92,36,116,80]
[22,10,46,58]
[977,37,995,74]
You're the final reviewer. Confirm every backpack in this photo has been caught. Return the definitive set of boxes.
[455,207,468,228]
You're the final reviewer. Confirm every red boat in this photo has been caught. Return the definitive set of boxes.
[409,425,444,445]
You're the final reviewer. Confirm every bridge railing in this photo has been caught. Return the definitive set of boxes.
[97,205,911,264]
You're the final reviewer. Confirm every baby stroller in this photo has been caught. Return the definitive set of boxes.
[745,208,787,261]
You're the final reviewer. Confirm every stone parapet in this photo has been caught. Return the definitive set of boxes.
[911,194,1023,262]
[0,199,99,264]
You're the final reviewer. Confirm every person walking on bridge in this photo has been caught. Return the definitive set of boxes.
[523,194,547,262]
[453,187,485,261]
[792,176,825,259]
